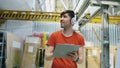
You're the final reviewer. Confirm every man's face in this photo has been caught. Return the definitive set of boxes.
[60,13,71,28]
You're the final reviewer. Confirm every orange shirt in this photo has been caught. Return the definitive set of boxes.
[47,30,85,68]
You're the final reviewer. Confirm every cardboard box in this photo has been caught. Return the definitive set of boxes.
[6,32,23,68]
[21,37,40,68]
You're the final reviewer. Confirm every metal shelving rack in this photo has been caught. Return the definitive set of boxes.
[0,31,6,68]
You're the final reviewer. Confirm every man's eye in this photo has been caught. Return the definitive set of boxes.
[64,16,67,18]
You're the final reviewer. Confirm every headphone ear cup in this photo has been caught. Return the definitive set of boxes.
[71,17,76,25]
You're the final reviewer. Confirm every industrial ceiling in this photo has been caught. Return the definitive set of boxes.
[0,0,120,25]
[0,0,79,12]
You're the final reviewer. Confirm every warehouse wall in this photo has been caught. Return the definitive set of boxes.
[0,20,33,39]
[0,21,120,67]
[81,23,120,46]
[0,21,119,46]
[33,22,61,33]
[32,22,120,46]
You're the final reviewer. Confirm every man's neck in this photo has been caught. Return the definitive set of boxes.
[62,27,74,37]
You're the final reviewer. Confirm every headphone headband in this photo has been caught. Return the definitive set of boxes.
[71,15,76,26]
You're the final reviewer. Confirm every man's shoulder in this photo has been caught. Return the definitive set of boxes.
[74,31,84,38]
[52,30,61,34]
[50,30,62,36]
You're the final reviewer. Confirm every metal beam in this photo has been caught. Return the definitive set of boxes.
[0,10,60,22]
[91,0,120,6]
[77,0,90,18]
[0,10,119,24]
[79,8,101,27]
[60,0,68,10]
[72,0,77,10]
[101,5,110,68]
[90,15,120,24]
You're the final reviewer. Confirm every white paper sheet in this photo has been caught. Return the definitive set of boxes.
[12,41,21,48]
[28,46,34,53]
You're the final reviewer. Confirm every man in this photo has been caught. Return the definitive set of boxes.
[45,10,85,68]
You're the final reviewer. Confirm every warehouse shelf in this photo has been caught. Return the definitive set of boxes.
[0,10,120,24]
[90,15,120,23]
[0,10,60,22]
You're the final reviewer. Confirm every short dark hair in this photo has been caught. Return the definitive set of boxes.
[60,10,75,18]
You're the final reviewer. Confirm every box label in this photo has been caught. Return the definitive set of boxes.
[28,46,34,53]
[12,41,21,48]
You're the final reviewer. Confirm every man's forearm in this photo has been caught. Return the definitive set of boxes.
[77,47,84,64]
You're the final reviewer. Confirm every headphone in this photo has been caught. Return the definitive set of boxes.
[70,15,76,26]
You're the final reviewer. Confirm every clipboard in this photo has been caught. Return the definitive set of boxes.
[52,44,80,58]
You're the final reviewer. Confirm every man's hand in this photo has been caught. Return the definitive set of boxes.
[45,46,54,60]
[67,51,79,61]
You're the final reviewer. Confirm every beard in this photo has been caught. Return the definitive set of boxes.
[60,23,64,28]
